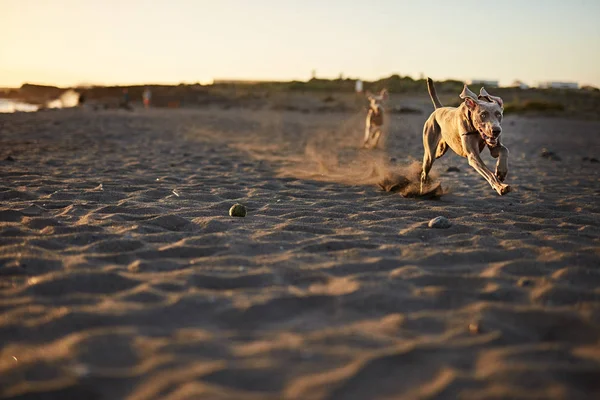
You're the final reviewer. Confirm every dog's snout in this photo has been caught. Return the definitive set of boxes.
[492,128,502,137]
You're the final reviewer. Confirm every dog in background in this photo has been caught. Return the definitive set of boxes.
[421,78,510,195]
[363,89,388,149]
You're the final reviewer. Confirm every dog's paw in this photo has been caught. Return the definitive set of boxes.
[495,169,508,182]
[496,184,512,196]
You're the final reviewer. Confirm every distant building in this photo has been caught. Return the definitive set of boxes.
[537,81,579,90]
[468,79,499,87]
[509,80,529,89]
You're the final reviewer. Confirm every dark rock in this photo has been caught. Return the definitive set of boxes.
[541,149,561,161]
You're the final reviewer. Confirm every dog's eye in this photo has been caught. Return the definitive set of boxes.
[496,112,502,119]
[480,112,488,118]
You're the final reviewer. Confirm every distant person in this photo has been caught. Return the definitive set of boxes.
[142,87,152,108]
[120,88,133,111]
[355,80,363,93]
[78,92,86,106]
[122,88,129,105]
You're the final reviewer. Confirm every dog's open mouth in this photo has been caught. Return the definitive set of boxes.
[482,133,499,146]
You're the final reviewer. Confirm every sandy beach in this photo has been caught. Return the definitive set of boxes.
[1,105,600,399]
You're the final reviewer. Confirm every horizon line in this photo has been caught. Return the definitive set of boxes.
[1,74,589,91]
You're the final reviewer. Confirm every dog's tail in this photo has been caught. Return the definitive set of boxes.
[426,77,443,109]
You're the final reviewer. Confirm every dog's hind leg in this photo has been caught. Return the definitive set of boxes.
[370,128,382,148]
[421,118,442,193]
[435,140,449,159]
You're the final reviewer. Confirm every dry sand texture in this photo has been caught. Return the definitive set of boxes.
[1,106,600,399]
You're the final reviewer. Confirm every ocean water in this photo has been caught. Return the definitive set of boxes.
[0,98,39,113]
[48,89,80,109]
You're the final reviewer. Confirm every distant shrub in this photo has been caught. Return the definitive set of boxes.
[504,100,565,114]
[581,85,600,92]
[205,75,469,96]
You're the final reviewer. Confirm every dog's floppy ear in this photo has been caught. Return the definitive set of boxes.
[479,87,504,108]
[460,85,478,101]
[464,97,478,110]
[460,85,478,110]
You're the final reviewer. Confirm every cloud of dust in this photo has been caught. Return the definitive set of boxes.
[185,107,443,198]
[277,129,443,198]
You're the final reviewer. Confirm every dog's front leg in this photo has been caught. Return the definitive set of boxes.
[489,144,509,182]
[463,137,511,195]
[363,111,373,148]
[467,151,511,195]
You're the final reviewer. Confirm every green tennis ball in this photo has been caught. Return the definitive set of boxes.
[229,204,247,217]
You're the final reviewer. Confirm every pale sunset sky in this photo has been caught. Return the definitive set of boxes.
[1,0,599,88]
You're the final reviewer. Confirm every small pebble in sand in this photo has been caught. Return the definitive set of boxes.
[428,216,451,229]
[469,322,481,334]
[128,260,142,273]
[229,204,247,217]
[21,204,45,216]
[5,155,16,162]
[71,363,91,378]
[446,166,460,172]
[517,277,534,287]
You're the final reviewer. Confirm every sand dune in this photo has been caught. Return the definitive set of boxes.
[1,107,599,399]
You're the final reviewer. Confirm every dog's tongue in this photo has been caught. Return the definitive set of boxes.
[482,133,497,146]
